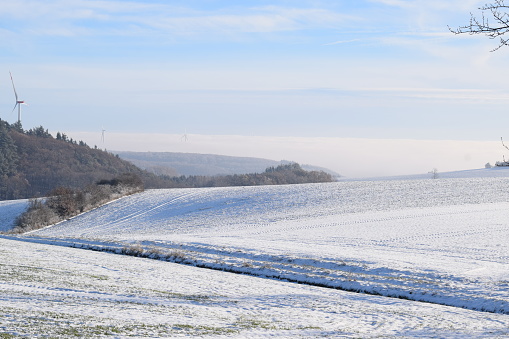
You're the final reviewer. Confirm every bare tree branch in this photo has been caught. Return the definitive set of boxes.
[501,137,509,152]
[450,0,509,51]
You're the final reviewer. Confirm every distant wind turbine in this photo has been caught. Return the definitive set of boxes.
[181,129,188,142]
[101,127,106,143]
[9,72,28,123]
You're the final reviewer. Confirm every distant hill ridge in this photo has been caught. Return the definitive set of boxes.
[0,121,336,201]
[116,151,341,178]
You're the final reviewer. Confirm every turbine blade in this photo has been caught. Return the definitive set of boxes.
[9,72,18,101]
[11,103,18,113]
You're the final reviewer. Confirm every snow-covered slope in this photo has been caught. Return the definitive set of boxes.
[3,236,508,338]
[16,177,509,314]
[348,166,509,181]
[0,199,28,232]
[3,173,509,336]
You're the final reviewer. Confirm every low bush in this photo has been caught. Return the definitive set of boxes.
[120,245,145,257]
[11,173,144,233]
[11,198,59,233]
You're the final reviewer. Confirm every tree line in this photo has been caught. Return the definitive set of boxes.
[158,162,334,188]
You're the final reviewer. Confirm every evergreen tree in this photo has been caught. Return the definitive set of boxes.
[27,126,52,138]
[11,121,23,133]
[0,121,19,177]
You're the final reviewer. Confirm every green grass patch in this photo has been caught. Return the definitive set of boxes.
[0,333,19,339]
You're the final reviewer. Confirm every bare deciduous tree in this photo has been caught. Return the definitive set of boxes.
[450,0,509,51]
[429,168,439,179]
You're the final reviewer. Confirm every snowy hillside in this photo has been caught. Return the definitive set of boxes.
[3,236,508,337]
[349,166,509,181]
[0,199,28,232]
[17,177,509,313]
[2,172,509,336]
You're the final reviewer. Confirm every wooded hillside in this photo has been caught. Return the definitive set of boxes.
[0,120,148,200]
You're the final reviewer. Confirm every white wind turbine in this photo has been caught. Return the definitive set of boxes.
[181,129,188,142]
[9,72,27,123]
[101,127,106,143]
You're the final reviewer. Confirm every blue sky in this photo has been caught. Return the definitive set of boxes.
[1,0,508,176]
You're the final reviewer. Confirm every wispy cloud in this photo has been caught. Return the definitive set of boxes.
[368,0,411,8]
[323,39,360,46]
[357,87,509,102]
[369,0,481,11]
[0,1,352,37]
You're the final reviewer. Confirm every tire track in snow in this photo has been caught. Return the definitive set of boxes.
[39,190,203,237]
[236,203,508,237]
[97,191,200,229]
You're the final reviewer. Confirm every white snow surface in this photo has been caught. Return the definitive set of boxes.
[2,172,509,336]
[2,236,508,338]
[344,165,509,181]
[0,199,28,232]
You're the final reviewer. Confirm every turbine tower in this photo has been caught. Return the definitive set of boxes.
[9,72,27,123]
[101,127,106,143]
[181,129,188,142]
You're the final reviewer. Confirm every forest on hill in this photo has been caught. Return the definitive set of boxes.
[0,120,335,201]
[0,120,152,200]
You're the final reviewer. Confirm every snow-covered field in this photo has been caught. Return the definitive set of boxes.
[3,237,508,338]
[0,199,28,232]
[2,169,509,337]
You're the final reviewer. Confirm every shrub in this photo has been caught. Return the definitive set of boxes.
[97,173,144,192]
[13,198,59,233]
[120,244,145,257]
[46,186,78,218]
